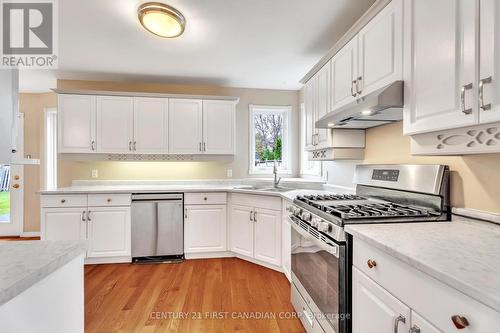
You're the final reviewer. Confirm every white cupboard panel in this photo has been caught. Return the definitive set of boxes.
[96,96,134,153]
[87,207,131,258]
[133,97,168,153]
[331,37,358,111]
[479,0,500,124]
[403,0,477,135]
[184,205,227,253]
[352,267,411,333]
[58,94,96,153]
[253,208,281,267]
[315,63,331,148]
[411,311,443,333]
[358,0,402,96]
[168,99,203,154]
[304,79,317,150]
[41,208,87,242]
[203,100,235,154]
[230,204,254,257]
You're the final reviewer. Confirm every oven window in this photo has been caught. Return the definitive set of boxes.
[291,228,341,330]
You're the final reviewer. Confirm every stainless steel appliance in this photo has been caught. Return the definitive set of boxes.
[290,164,450,333]
[131,193,184,263]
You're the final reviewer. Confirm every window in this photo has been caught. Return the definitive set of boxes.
[249,105,291,174]
[300,103,322,177]
[44,108,57,189]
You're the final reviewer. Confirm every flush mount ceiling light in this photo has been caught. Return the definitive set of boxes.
[138,2,186,38]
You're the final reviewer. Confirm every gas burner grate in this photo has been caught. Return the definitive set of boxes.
[297,194,365,202]
[325,202,434,219]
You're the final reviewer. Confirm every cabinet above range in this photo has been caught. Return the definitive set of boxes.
[55,89,239,156]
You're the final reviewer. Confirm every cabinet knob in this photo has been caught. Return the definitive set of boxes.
[12,184,20,189]
[14,175,20,180]
[367,259,377,269]
[107,198,112,203]
[451,315,470,329]
[61,199,66,203]
[204,197,208,201]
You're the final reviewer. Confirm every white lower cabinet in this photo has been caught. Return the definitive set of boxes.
[281,200,292,281]
[230,194,282,267]
[86,207,131,258]
[184,204,227,253]
[352,267,410,333]
[41,208,87,241]
[411,311,443,333]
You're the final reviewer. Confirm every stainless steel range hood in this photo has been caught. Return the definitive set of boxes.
[316,80,404,129]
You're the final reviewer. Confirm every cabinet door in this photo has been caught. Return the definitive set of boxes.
[411,311,443,333]
[281,207,291,281]
[358,0,403,96]
[58,94,96,153]
[403,0,477,135]
[229,204,254,257]
[352,268,411,333]
[184,205,227,253]
[41,208,87,242]
[87,207,131,258]
[316,63,331,148]
[304,79,316,150]
[331,37,358,111]
[96,96,134,153]
[479,0,500,124]
[168,99,203,154]
[254,208,281,267]
[133,97,168,153]
[203,100,235,154]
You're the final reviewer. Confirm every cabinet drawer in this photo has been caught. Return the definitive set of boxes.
[231,193,281,211]
[88,194,131,207]
[41,194,87,208]
[353,239,500,332]
[184,192,227,205]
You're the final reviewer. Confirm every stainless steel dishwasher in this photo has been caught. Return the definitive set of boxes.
[131,193,184,263]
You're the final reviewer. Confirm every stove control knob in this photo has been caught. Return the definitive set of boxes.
[292,207,302,216]
[311,217,321,227]
[318,222,331,233]
[301,212,312,221]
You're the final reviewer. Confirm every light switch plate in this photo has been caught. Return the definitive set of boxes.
[226,169,233,178]
[91,169,98,178]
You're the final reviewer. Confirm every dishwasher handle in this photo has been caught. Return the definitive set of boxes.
[132,193,183,201]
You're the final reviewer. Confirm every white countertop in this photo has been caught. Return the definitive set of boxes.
[345,215,500,312]
[0,240,87,307]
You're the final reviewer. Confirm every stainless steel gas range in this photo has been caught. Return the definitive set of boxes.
[289,164,450,333]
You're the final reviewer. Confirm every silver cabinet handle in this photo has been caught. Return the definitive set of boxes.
[199,142,202,152]
[254,211,257,222]
[91,140,95,151]
[87,210,91,221]
[394,315,406,333]
[479,76,492,111]
[356,76,363,95]
[82,211,86,222]
[409,325,421,333]
[249,211,253,221]
[461,83,473,114]
[351,80,357,97]
[203,142,206,152]
[128,141,132,151]
[184,208,188,219]
[133,141,137,151]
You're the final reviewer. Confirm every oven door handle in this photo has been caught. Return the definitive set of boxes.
[289,216,340,258]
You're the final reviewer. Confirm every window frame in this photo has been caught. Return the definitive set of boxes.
[44,108,58,189]
[248,104,292,175]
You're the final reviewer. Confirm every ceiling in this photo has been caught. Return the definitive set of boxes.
[20,0,376,92]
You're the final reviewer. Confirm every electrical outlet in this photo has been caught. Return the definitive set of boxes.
[226,169,233,178]
[91,169,99,178]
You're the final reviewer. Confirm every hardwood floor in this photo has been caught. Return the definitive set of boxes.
[0,236,40,241]
[85,258,305,333]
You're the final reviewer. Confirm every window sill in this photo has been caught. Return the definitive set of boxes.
[248,169,292,176]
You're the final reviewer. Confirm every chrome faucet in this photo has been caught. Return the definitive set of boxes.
[273,161,282,188]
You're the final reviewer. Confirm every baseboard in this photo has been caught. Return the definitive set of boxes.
[185,251,234,259]
[234,253,283,273]
[20,232,40,238]
[85,256,132,265]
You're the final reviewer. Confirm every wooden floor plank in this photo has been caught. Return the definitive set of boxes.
[85,258,305,333]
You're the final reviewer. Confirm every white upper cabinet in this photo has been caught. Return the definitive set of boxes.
[331,37,358,111]
[58,94,96,153]
[203,100,235,154]
[304,79,317,150]
[357,0,402,96]
[133,97,168,154]
[479,0,500,124]
[168,99,204,154]
[315,63,331,148]
[96,96,134,153]
[403,0,478,135]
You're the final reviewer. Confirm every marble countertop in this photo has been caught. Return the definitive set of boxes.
[345,215,500,312]
[0,240,87,307]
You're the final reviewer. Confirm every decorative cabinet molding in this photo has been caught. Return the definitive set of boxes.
[411,122,500,155]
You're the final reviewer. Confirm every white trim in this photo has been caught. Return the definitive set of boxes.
[20,232,41,238]
[84,256,131,265]
[248,104,292,175]
[43,108,58,190]
[452,208,500,225]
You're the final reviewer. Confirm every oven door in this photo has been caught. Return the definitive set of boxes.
[290,216,347,333]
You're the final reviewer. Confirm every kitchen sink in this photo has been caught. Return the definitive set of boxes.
[234,186,295,193]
